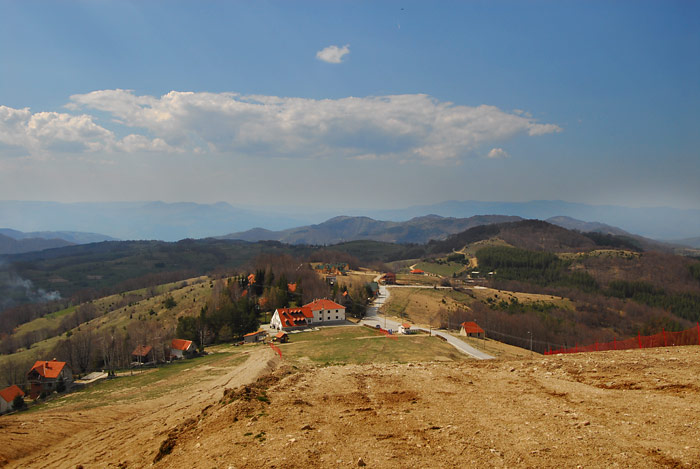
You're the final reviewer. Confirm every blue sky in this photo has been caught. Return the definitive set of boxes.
[0,0,698,211]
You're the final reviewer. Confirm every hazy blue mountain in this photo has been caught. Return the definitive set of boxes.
[221,214,522,245]
[0,201,310,241]
[363,200,700,240]
[673,237,700,249]
[545,216,676,252]
[0,233,74,255]
[0,228,118,244]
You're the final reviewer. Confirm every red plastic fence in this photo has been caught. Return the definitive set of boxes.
[269,342,282,358]
[379,327,398,339]
[545,323,700,355]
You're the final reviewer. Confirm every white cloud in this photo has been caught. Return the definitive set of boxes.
[0,102,171,156]
[487,147,510,159]
[316,44,350,64]
[1,91,561,164]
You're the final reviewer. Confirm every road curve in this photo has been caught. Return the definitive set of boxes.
[362,283,494,360]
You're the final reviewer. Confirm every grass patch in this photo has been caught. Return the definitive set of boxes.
[282,326,466,365]
[414,261,465,277]
[32,351,246,412]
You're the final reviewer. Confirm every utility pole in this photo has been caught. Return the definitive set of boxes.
[528,331,533,357]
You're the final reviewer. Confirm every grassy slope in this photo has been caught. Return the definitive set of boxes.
[280,326,467,365]
[0,276,217,370]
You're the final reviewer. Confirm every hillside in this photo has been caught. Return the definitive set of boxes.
[221,214,522,245]
[1,343,698,468]
[428,219,599,254]
[0,229,117,245]
[0,234,74,255]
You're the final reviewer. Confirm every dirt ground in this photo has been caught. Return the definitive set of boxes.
[0,347,276,468]
[2,346,700,468]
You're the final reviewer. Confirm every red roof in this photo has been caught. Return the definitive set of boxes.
[171,339,194,351]
[304,299,344,311]
[275,332,287,339]
[248,273,256,284]
[132,345,152,357]
[401,323,411,328]
[461,321,485,334]
[275,307,313,329]
[0,385,24,404]
[288,283,297,293]
[28,360,68,380]
[410,269,425,274]
[244,330,266,337]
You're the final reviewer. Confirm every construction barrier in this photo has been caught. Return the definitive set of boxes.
[545,323,700,355]
[269,342,282,358]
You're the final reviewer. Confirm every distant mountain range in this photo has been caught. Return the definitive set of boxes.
[362,200,700,241]
[0,201,307,242]
[1,199,698,242]
[220,214,522,245]
[0,229,117,255]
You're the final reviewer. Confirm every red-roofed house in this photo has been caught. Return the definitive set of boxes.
[410,269,425,275]
[27,359,73,399]
[288,283,297,293]
[170,339,197,360]
[398,323,412,334]
[270,306,314,331]
[0,385,24,413]
[243,330,267,343]
[304,299,346,324]
[460,321,485,339]
[131,345,154,365]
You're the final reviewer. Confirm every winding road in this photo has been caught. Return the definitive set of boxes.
[361,283,494,360]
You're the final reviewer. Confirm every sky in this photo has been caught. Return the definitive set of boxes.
[0,0,698,211]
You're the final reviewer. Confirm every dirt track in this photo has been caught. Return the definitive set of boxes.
[0,348,278,468]
[2,346,700,468]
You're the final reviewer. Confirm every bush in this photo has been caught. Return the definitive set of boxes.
[12,394,25,410]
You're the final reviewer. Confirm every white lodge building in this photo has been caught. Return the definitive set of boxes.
[270,299,346,331]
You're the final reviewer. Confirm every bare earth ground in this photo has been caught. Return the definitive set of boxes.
[0,347,277,468]
[3,346,700,468]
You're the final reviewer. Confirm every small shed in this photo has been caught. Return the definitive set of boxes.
[0,385,24,413]
[460,321,485,339]
[243,330,267,343]
[131,345,154,365]
[273,331,289,343]
[398,323,412,335]
[410,269,425,275]
[381,272,396,285]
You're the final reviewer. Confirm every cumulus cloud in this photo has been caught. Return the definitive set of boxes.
[316,44,350,63]
[1,90,561,163]
[0,103,172,156]
[487,148,510,159]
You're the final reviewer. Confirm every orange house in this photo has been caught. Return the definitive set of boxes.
[27,359,73,399]
[460,321,485,339]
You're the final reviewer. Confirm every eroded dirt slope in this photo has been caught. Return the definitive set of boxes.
[158,347,700,468]
[3,346,700,468]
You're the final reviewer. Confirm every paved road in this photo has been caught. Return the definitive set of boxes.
[361,284,494,360]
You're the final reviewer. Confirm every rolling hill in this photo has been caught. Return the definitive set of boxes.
[220,214,523,245]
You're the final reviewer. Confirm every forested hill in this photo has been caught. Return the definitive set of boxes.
[428,219,616,254]
[0,233,74,255]
[220,214,522,245]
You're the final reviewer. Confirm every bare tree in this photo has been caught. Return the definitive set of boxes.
[71,328,95,374]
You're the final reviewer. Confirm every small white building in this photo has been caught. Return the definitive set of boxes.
[305,299,346,324]
[170,339,196,359]
[398,323,412,334]
[270,306,314,331]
